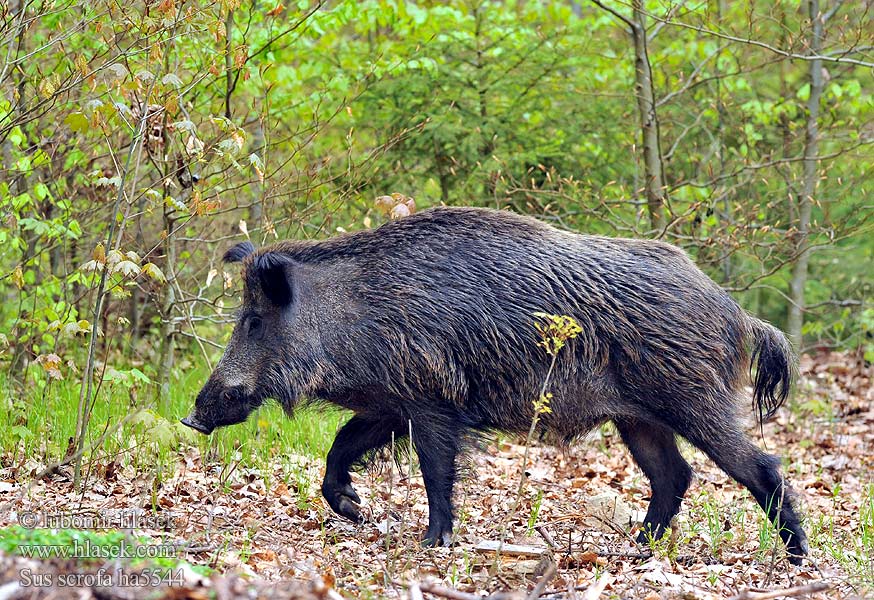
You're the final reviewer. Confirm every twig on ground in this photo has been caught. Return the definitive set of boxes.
[409,581,425,600]
[595,550,652,559]
[581,574,613,600]
[765,477,789,586]
[588,513,638,546]
[418,582,482,600]
[413,581,523,600]
[526,563,557,600]
[535,526,557,549]
[728,582,830,600]
[176,544,218,553]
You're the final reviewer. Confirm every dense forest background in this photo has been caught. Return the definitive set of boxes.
[1,0,872,459]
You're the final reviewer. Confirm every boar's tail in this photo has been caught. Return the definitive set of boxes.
[748,316,795,423]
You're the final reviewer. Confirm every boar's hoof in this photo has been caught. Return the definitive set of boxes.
[421,527,453,548]
[322,481,363,523]
[634,524,666,546]
[787,537,808,566]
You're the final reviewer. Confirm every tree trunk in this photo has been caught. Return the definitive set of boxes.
[787,0,824,350]
[224,7,235,120]
[433,138,451,204]
[473,4,496,199]
[129,198,146,350]
[715,0,732,283]
[158,208,177,414]
[630,0,667,231]
[249,118,265,227]
[6,0,33,381]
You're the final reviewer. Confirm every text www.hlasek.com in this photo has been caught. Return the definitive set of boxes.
[17,538,177,560]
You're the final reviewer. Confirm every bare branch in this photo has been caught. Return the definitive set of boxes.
[589,0,635,30]
[642,8,874,68]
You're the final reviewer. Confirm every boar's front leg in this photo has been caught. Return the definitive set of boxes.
[411,414,461,547]
[322,415,403,523]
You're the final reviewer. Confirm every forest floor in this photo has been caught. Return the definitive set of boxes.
[0,351,872,600]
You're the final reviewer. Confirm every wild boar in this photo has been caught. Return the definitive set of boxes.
[183,206,807,563]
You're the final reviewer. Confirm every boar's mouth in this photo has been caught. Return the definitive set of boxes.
[183,382,268,435]
[181,413,214,435]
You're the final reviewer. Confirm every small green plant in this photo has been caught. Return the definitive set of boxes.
[489,313,582,577]
[755,508,777,562]
[701,498,728,559]
[810,483,874,589]
[527,489,544,536]
[238,532,253,566]
[293,464,315,511]
[644,523,679,563]
[533,312,583,357]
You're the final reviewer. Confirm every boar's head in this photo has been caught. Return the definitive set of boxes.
[182,241,317,434]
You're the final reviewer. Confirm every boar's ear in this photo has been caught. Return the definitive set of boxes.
[248,252,295,306]
[223,241,256,263]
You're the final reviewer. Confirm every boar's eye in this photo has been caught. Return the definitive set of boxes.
[247,316,263,338]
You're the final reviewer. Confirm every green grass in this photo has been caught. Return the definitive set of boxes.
[0,360,347,481]
[809,483,874,587]
[0,356,349,575]
[677,481,874,590]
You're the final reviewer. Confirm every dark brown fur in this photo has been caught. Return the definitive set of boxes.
[184,207,807,563]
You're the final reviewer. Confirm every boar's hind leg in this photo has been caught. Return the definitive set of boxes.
[682,422,808,565]
[615,419,693,544]
[322,415,404,523]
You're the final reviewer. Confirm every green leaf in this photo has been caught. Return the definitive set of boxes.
[142,262,166,283]
[129,368,151,384]
[12,192,32,211]
[34,183,50,201]
[165,195,187,212]
[8,128,24,147]
[11,425,34,440]
[65,112,89,132]
[130,409,156,428]
[32,149,50,168]
[796,82,810,102]
[67,220,82,238]
[62,319,91,336]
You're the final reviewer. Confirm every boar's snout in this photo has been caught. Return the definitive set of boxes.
[180,413,213,435]
[184,378,261,435]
